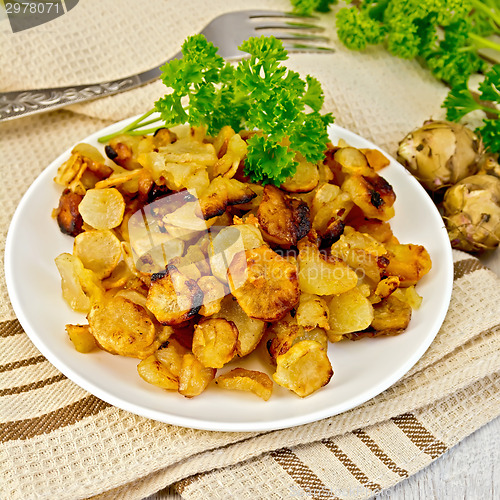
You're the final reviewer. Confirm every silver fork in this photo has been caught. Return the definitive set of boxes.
[0,10,332,123]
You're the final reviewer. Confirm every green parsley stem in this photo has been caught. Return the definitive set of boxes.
[469,0,500,27]
[98,108,156,143]
[469,32,500,53]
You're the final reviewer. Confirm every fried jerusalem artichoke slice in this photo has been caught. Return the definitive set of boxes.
[215,368,273,401]
[342,173,396,221]
[384,242,432,287]
[199,176,256,219]
[192,317,238,368]
[214,295,265,357]
[257,184,311,248]
[88,295,159,359]
[297,239,358,296]
[228,245,300,322]
[273,340,333,398]
[146,265,204,325]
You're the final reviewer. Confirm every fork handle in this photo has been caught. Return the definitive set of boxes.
[0,52,181,122]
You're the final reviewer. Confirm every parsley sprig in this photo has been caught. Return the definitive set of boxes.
[443,64,500,153]
[292,0,500,87]
[100,35,334,186]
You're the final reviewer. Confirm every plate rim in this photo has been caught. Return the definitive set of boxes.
[4,117,454,432]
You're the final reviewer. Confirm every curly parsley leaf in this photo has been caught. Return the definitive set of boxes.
[333,0,500,86]
[101,34,334,186]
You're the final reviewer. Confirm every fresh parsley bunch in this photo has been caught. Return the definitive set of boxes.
[443,64,500,154]
[293,0,500,87]
[101,35,334,186]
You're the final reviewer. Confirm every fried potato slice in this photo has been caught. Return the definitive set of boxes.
[342,174,396,221]
[146,265,204,325]
[280,156,319,193]
[297,239,358,296]
[78,187,126,229]
[273,340,333,398]
[216,368,273,401]
[228,245,300,322]
[192,318,238,368]
[384,242,432,287]
[214,295,265,357]
[137,353,179,390]
[296,293,330,331]
[88,295,158,358]
[55,253,104,313]
[257,185,311,248]
[65,324,96,353]
[370,295,412,336]
[73,229,122,279]
[327,287,374,336]
[178,353,216,397]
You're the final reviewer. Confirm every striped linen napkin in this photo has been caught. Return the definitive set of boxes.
[1,1,500,498]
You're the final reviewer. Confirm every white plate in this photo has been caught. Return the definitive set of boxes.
[5,119,453,432]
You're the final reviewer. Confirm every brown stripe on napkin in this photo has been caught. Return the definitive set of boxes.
[0,373,66,396]
[322,439,382,493]
[0,319,25,338]
[271,447,340,499]
[392,413,447,459]
[0,355,47,373]
[453,258,486,281]
[0,394,110,442]
[352,429,408,478]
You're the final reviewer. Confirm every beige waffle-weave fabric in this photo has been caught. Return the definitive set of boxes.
[1,1,500,499]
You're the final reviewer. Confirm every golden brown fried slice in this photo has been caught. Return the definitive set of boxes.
[137,353,179,390]
[192,318,238,368]
[199,176,257,219]
[214,295,265,357]
[296,293,330,331]
[370,276,400,304]
[280,156,319,193]
[257,185,310,248]
[78,187,126,230]
[370,295,412,336]
[228,245,300,322]
[384,242,432,287]
[297,239,358,296]
[65,324,96,353]
[327,287,374,337]
[146,265,204,326]
[197,275,226,316]
[273,340,333,398]
[54,189,84,236]
[178,353,217,397]
[330,227,389,283]
[342,173,396,221]
[216,368,273,401]
[154,339,187,378]
[266,314,303,362]
[361,148,390,171]
[73,229,122,279]
[88,295,158,358]
[55,253,104,313]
